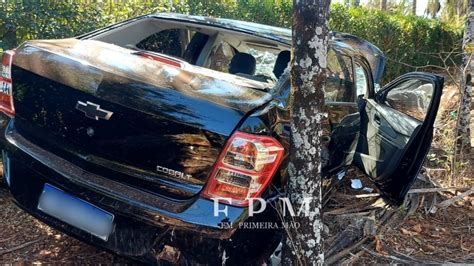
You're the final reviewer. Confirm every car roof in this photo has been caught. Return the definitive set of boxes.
[150,13,292,44]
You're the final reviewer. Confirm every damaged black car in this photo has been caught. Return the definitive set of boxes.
[0,13,443,264]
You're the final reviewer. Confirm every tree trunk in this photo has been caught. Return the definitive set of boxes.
[2,26,17,50]
[412,0,417,15]
[345,0,360,7]
[1,3,16,50]
[425,0,441,18]
[282,0,330,265]
[457,0,474,156]
[381,0,387,10]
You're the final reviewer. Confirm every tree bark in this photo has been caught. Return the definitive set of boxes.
[282,0,330,265]
[345,0,360,7]
[412,0,417,15]
[457,0,474,155]
[425,0,441,18]
[2,25,17,50]
[1,3,17,50]
[381,0,387,10]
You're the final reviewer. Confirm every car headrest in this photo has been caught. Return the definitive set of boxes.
[273,50,291,79]
[229,52,256,75]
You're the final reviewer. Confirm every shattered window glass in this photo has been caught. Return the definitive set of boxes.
[354,63,368,97]
[247,48,278,79]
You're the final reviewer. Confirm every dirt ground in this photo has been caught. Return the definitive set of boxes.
[0,84,472,264]
[0,170,472,264]
[0,187,115,264]
[321,165,473,264]
[379,205,473,263]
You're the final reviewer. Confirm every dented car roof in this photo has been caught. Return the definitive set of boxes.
[148,13,385,84]
[80,13,385,84]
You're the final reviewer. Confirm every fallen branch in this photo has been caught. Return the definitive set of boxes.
[361,246,412,264]
[324,200,378,216]
[351,193,380,198]
[335,186,470,200]
[323,177,342,207]
[408,187,470,194]
[335,211,373,218]
[436,187,474,208]
[449,252,474,263]
[0,239,41,256]
[340,249,365,266]
[325,226,363,257]
[325,236,370,265]
[386,246,440,264]
[0,236,14,243]
[406,193,420,217]
[427,193,439,214]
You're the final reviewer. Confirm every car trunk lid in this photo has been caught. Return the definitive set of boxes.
[10,39,272,198]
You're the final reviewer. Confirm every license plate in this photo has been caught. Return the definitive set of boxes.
[37,184,114,241]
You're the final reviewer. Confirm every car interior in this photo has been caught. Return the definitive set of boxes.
[88,17,291,84]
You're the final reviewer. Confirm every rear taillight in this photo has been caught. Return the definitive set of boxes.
[202,131,284,207]
[0,50,15,117]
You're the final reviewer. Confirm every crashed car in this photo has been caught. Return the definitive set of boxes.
[0,13,442,264]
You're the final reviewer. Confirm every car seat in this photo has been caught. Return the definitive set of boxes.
[229,52,257,75]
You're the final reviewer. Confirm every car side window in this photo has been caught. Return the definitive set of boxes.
[384,79,434,121]
[354,63,369,97]
[325,49,355,103]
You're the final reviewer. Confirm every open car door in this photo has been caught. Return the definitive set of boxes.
[353,72,443,205]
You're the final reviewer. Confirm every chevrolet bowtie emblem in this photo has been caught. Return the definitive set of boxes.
[75,101,113,121]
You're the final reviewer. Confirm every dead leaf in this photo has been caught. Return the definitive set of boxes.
[401,228,410,235]
[425,244,436,252]
[412,224,422,233]
[39,249,51,256]
[375,236,388,255]
[401,228,418,236]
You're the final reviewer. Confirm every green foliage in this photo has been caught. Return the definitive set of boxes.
[0,1,463,82]
[442,0,468,28]
[331,3,463,83]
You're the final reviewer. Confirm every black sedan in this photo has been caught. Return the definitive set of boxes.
[0,13,442,264]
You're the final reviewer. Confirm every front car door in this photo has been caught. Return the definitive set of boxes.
[353,72,444,205]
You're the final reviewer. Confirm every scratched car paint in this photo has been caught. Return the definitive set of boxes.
[0,13,443,264]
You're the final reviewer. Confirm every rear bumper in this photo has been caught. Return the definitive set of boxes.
[4,120,245,237]
[2,120,281,263]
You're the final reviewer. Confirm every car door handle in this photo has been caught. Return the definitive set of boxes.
[374,114,381,125]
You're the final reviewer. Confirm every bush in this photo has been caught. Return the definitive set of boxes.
[0,1,463,83]
[330,4,463,83]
